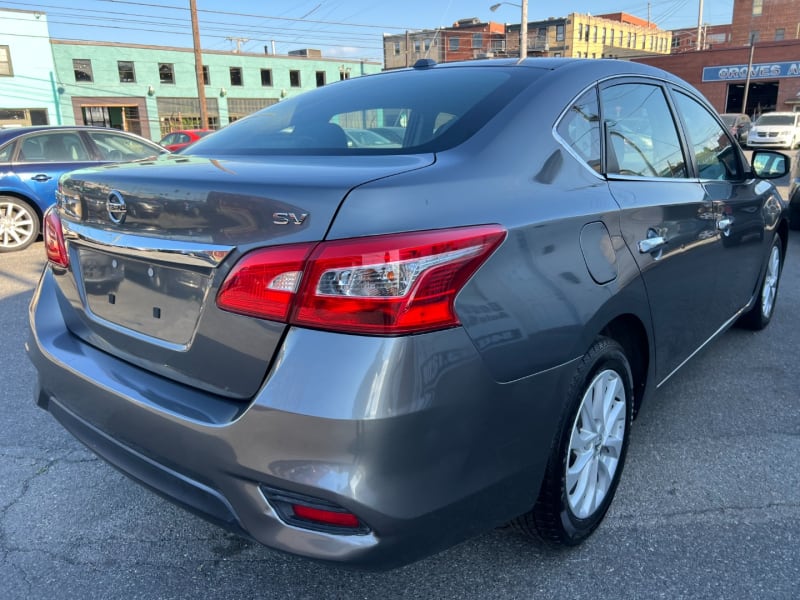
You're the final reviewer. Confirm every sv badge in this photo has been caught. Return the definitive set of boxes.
[272,212,309,226]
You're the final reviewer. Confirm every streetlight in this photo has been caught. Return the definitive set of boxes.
[490,2,528,60]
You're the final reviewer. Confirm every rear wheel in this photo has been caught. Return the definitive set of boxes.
[0,196,39,252]
[513,337,633,545]
[738,235,782,330]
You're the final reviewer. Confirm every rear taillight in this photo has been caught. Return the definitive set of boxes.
[217,225,506,335]
[43,208,69,268]
[216,243,314,321]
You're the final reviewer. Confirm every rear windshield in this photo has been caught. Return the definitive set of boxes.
[186,66,537,156]
[756,114,796,126]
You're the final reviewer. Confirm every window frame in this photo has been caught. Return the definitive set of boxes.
[117,60,136,83]
[289,70,301,88]
[261,68,272,87]
[159,63,175,84]
[229,66,243,86]
[73,59,94,83]
[0,45,13,77]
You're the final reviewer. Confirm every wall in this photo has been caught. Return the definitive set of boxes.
[51,41,381,140]
[0,9,60,125]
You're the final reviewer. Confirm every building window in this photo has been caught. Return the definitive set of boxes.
[449,37,460,51]
[414,39,421,53]
[578,23,583,40]
[73,59,93,82]
[117,61,135,83]
[229,67,243,86]
[553,52,562,57]
[424,39,433,51]
[472,33,483,48]
[393,42,401,55]
[592,26,598,43]
[203,65,210,85]
[753,0,763,16]
[0,46,12,76]
[315,71,325,87]
[610,29,615,46]
[159,63,175,84]
[602,28,607,43]
[289,70,301,87]
[775,28,785,41]
[339,66,351,80]
[261,68,272,86]
[556,25,565,42]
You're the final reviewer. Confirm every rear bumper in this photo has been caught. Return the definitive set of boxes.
[28,268,574,569]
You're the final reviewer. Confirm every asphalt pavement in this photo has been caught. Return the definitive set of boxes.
[1,165,798,598]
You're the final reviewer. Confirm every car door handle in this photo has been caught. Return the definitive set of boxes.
[638,235,666,254]
[31,174,52,182]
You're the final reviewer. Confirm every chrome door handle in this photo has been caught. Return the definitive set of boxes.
[638,236,666,254]
[31,174,52,182]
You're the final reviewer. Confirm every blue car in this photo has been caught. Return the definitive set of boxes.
[0,126,166,252]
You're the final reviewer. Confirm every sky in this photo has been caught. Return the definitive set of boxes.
[0,0,734,63]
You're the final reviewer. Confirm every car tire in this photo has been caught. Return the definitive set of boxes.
[0,196,40,253]
[512,337,633,546]
[738,235,782,330]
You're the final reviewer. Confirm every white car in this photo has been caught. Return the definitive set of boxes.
[746,111,800,149]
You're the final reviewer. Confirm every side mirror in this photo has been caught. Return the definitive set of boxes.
[751,150,790,179]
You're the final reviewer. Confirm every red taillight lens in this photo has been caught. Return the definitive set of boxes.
[292,226,506,334]
[291,504,361,528]
[216,225,506,335]
[43,208,69,268]
[216,243,315,321]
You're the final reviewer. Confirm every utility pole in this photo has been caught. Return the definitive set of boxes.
[190,0,209,130]
[742,41,756,115]
[695,0,704,51]
[520,0,528,60]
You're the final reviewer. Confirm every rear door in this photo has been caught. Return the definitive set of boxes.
[601,79,721,382]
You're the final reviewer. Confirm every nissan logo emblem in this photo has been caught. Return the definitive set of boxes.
[106,191,127,225]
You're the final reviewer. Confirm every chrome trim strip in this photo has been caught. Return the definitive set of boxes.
[656,307,745,388]
[62,220,234,268]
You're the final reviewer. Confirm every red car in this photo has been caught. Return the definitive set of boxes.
[158,129,213,152]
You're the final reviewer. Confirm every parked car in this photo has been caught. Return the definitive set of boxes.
[746,111,800,149]
[158,129,214,152]
[0,126,167,252]
[787,154,800,229]
[720,112,752,145]
[29,58,790,570]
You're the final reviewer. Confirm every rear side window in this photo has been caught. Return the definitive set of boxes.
[186,67,538,156]
[600,83,687,178]
[556,88,601,172]
[672,91,742,181]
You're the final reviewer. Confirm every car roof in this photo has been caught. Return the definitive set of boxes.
[0,125,151,146]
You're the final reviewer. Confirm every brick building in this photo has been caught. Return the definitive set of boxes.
[730,0,800,44]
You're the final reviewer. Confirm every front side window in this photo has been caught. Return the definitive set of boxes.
[230,67,243,86]
[118,61,135,83]
[556,88,601,172]
[289,70,301,87]
[0,45,13,76]
[600,83,686,178]
[73,59,93,82]
[672,91,741,181]
[159,63,175,84]
[86,131,162,161]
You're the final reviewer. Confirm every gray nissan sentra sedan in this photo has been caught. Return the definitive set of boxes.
[28,58,789,569]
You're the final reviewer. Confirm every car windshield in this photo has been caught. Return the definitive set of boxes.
[186,66,537,156]
[756,114,795,126]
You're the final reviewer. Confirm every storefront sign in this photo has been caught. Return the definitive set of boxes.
[703,61,800,82]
